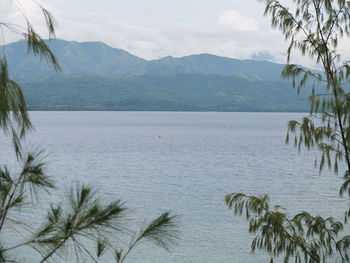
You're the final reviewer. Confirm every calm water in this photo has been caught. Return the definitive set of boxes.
[0,112,347,263]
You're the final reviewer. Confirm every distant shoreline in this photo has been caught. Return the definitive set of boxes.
[27,109,309,113]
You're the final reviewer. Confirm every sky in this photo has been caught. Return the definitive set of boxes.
[1,0,349,67]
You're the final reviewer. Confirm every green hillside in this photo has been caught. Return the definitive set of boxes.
[21,74,310,112]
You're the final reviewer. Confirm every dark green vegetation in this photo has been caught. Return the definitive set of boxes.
[226,0,350,262]
[6,39,312,111]
[21,73,309,112]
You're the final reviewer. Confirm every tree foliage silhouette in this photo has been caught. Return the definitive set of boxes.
[226,0,350,262]
[0,2,179,262]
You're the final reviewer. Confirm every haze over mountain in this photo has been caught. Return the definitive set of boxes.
[6,39,285,81]
[4,39,312,111]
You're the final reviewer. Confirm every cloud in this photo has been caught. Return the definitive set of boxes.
[217,9,258,32]
[2,1,288,64]
[1,0,56,43]
[45,7,281,62]
[251,51,275,61]
[6,0,346,69]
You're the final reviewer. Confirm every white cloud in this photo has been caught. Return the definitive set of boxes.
[217,9,258,32]
[1,0,55,43]
[46,8,282,62]
[6,0,348,69]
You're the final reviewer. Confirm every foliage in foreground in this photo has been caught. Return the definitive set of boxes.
[0,155,179,262]
[226,193,349,263]
[0,1,179,262]
[227,0,350,262]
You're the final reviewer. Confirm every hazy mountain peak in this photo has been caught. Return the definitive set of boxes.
[4,38,284,81]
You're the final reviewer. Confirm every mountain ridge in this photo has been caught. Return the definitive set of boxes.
[4,38,313,112]
[3,38,285,81]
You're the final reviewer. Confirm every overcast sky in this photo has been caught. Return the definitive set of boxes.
[2,0,349,67]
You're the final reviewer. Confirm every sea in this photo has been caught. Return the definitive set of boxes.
[0,111,347,263]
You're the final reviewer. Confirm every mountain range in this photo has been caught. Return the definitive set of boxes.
[4,39,312,111]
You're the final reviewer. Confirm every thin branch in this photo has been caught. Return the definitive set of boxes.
[71,237,98,263]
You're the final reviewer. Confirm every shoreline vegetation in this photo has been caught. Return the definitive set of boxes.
[26,109,310,112]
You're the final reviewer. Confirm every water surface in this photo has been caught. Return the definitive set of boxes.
[0,112,346,263]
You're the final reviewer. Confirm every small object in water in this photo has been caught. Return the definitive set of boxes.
[157,136,165,139]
